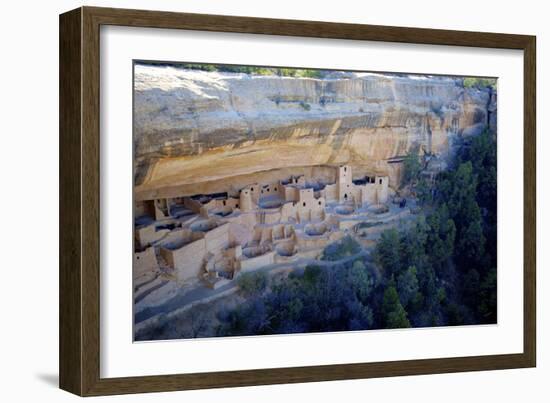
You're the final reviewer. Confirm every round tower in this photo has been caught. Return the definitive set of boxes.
[375,176,389,204]
[239,189,253,212]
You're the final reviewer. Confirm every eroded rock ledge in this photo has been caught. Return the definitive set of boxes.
[134,66,496,199]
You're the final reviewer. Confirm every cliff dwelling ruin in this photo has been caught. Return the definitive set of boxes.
[134,165,391,289]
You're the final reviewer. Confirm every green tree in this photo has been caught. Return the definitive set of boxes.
[463,77,497,89]
[445,302,467,326]
[401,146,422,188]
[382,284,411,329]
[397,266,421,310]
[440,161,485,269]
[399,215,430,272]
[461,268,481,308]
[237,271,268,297]
[426,205,456,270]
[416,177,432,205]
[374,229,402,276]
[460,131,497,266]
[349,260,374,304]
[457,217,485,268]
[415,263,440,320]
[478,267,497,323]
[321,235,361,261]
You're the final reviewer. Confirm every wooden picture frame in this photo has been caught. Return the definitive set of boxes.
[59,6,536,396]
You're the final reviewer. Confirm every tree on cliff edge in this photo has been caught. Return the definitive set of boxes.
[401,146,422,188]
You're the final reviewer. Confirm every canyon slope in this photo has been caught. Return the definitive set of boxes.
[134,65,496,200]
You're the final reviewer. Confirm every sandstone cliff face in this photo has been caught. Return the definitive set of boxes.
[134,65,495,199]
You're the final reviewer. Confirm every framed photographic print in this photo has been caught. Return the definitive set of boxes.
[59,6,536,396]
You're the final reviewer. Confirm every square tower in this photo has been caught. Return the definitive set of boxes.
[337,165,353,202]
[337,165,352,186]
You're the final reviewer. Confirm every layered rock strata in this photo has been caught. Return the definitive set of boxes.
[134,66,496,200]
